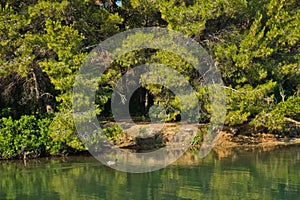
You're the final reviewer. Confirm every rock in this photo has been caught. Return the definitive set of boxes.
[136,132,162,150]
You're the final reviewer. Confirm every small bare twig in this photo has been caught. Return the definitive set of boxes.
[116,91,127,104]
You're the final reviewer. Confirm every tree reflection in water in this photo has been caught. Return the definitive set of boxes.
[0,145,300,199]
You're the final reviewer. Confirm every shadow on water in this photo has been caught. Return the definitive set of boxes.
[0,145,300,200]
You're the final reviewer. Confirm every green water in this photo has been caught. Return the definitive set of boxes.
[1,145,300,200]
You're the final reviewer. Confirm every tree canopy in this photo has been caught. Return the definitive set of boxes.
[0,0,299,158]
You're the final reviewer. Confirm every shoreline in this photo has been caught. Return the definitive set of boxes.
[1,137,299,161]
[205,128,300,149]
[1,121,299,161]
[105,120,300,150]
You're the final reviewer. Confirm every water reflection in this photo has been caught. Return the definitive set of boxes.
[0,145,300,199]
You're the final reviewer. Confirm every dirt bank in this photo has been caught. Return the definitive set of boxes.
[214,118,300,148]
[104,119,300,151]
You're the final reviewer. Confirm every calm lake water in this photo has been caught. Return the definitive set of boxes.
[1,145,300,200]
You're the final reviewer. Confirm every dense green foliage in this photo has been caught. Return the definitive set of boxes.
[0,114,52,158]
[0,0,299,158]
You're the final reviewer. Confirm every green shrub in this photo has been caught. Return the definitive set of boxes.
[251,96,300,132]
[190,128,205,146]
[103,124,124,143]
[0,114,53,159]
[49,112,86,153]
